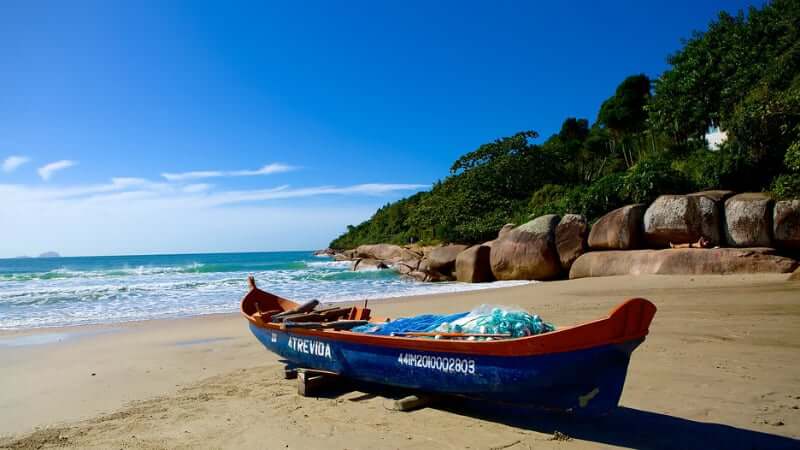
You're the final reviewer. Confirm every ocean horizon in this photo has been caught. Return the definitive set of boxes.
[0,250,528,330]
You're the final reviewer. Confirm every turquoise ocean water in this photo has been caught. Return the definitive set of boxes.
[0,251,527,330]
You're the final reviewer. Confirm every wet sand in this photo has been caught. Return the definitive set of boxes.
[1,274,799,449]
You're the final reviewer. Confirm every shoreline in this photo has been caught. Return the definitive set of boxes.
[4,270,792,339]
[2,273,798,447]
[0,278,534,337]
[0,261,536,332]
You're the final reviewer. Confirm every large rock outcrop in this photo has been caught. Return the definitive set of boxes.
[644,194,722,247]
[588,204,646,250]
[555,214,588,270]
[724,193,774,247]
[313,248,336,257]
[518,214,560,235]
[489,217,561,280]
[354,244,420,262]
[351,258,388,271]
[455,245,493,283]
[333,249,357,261]
[569,247,798,279]
[354,244,403,261]
[690,190,734,202]
[397,257,442,282]
[497,223,516,239]
[392,258,421,275]
[773,200,800,251]
[426,244,469,278]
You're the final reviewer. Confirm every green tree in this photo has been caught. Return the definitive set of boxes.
[408,131,561,243]
[597,74,652,167]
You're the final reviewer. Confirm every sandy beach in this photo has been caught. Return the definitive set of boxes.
[1,274,799,449]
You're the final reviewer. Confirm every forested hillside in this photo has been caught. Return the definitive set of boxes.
[331,0,800,250]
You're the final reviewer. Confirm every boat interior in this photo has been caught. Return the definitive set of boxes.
[241,276,381,331]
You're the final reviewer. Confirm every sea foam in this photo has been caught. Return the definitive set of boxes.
[0,251,530,330]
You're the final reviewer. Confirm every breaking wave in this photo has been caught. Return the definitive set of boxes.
[0,251,529,330]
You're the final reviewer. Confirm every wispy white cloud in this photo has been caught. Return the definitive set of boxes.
[110,177,150,188]
[162,170,221,181]
[15,177,168,200]
[0,179,427,257]
[38,160,77,181]
[228,163,295,177]
[162,163,295,181]
[182,183,212,193]
[2,155,30,173]
[0,178,425,207]
[201,183,427,206]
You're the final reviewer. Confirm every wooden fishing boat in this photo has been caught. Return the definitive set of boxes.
[241,277,656,415]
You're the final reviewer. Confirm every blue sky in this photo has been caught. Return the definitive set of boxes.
[0,0,760,257]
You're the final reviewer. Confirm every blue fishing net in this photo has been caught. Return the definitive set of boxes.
[352,305,555,338]
[435,305,555,337]
[351,312,468,335]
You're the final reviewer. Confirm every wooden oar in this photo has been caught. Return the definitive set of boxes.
[320,307,354,321]
[321,320,368,330]
[276,313,324,322]
[281,320,369,331]
[312,306,341,314]
[271,299,320,321]
[281,321,324,330]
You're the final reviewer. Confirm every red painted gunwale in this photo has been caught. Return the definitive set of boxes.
[241,287,657,357]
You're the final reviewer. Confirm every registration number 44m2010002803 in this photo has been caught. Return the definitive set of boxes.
[397,352,476,375]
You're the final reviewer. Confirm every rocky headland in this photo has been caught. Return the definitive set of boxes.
[321,190,800,282]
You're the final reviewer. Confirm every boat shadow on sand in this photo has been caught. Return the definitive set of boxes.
[313,379,798,450]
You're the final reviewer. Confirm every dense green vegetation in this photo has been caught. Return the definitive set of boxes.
[330,0,800,250]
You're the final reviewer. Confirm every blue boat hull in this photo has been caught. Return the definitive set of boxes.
[249,323,643,415]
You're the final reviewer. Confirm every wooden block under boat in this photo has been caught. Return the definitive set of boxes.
[393,395,434,412]
[297,370,338,397]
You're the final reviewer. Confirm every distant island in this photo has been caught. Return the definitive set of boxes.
[38,251,61,258]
